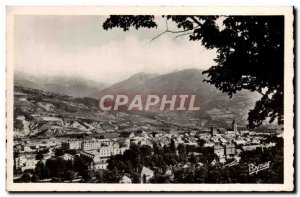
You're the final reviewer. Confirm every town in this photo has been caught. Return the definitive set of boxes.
[13,117,283,183]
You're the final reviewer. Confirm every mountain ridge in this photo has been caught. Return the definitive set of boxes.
[14,71,109,98]
[94,69,260,124]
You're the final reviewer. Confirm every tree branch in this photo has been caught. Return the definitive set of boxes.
[173,32,193,40]
[150,19,200,42]
[189,16,203,27]
[150,30,168,42]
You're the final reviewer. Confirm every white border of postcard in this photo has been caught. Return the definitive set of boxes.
[6,6,294,192]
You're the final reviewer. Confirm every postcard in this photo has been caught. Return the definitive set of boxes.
[6,6,294,192]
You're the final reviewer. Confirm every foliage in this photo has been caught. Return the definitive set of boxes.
[64,170,76,181]
[54,148,65,157]
[30,174,40,182]
[20,173,31,183]
[82,170,94,181]
[35,160,50,179]
[45,157,73,178]
[74,155,89,176]
[35,152,44,160]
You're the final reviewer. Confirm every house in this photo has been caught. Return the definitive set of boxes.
[61,139,82,150]
[81,138,113,151]
[21,157,38,172]
[241,144,263,151]
[140,166,154,183]
[225,144,236,157]
[119,175,132,184]
[214,145,225,157]
[15,156,27,171]
[93,160,108,170]
[80,143,129,171]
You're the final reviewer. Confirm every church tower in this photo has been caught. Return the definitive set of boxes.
[232,120,238,132]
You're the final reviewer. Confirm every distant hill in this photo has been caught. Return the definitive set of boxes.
[12,83,269,138]
[14,71,109,98]
[95,69,261,124]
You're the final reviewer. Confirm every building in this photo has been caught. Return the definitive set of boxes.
[225,144,236,157]
[232,120,238,132]
[210,126,218,136]
[141,166,154,183]
[61,139,82,150]
[100,132,120,140]
[81,143,129,170]
[214,145,225,157]
[81,138,113,151]
[97,143,124,157]
[20,157,38,172]
[93,159,109,170]
[15,156,27,171]
[241,144,263,151]
[81,150,109,170]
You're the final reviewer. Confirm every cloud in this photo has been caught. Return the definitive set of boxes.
[14,16,217,83]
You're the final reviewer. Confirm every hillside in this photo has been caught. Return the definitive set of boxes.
[14,71,109,98]
[13,69,262,138]
[95,69,260,124]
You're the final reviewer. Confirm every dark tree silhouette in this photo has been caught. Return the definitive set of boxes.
[64,170,75,182]
[20,173,31,183]
[82,170,94,181]
[103,15,284,128]
[35,152,44,160]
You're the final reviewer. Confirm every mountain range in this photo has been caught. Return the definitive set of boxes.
[14,71,109,98]
[15,69,260,125]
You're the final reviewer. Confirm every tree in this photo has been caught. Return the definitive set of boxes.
[64,170,75,182]
[82,170,94,181]
[50,177,62,183]
[170,139,176,153]
[55,148,65,157]
[74,155,88,175]
[34,160,50,179]
[31,174,40,183]
[94,170,103,182]
[20,173,31,183]
[36,152,44,160]
[103,15,284,128]
[131,172,141,183]
[45,157,68,178]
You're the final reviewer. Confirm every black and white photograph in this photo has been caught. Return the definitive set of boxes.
[6,6,294,192]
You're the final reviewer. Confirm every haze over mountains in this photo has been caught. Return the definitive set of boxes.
[14,71,109,98]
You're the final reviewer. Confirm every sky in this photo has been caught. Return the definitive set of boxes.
[14,15,217,84]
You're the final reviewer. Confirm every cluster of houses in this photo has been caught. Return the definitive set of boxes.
[13,119,279,183]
